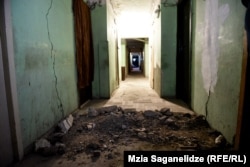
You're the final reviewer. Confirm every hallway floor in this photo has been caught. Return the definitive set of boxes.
[79,73,193,114]
[13,74,231,167]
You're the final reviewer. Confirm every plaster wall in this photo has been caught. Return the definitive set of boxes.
[11,0,78,149]
[91,5,110,98]
[161,6,177,97]
[150,1,161,95]
[107,0,118,95]
[144,41,149,78]
[191,0,245,143]
[120,39,127,78]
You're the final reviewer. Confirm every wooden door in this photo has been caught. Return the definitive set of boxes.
[73,0,93,106]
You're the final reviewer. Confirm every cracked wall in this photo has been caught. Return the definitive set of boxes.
[11,0,78,149]
[192,0,245,144]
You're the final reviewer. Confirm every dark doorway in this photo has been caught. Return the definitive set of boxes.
[126,38,145,74]
[132,55,139,67]
[176,0,192,106]
[79,86,92,106]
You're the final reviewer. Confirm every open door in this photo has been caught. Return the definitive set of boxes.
[73,0,93,106]
[176,0,192,105]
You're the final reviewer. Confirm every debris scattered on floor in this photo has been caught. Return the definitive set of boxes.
[34,106,232,162]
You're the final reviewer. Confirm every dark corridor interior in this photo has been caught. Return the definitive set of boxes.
[176,0,192,106]
[126,38,145,74]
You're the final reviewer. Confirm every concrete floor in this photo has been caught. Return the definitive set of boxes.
[79,73,193,115]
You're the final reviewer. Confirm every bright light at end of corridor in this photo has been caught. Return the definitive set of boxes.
[117,11,151,38]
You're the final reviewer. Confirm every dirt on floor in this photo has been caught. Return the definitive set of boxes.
[14,105,232,167]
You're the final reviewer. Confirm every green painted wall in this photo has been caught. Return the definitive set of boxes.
[144,41,149,78]
[91,6,110,98]
[107,1,118,95]
[11,0,78,149]
[191,0,245,143]
[161,6,177,97]
[118,38,127,80]
[150,2,161,95]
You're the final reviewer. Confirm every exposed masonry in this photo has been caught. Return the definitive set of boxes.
[46,0,64,117]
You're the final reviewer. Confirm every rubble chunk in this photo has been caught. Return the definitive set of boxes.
[96,105,118,115]
[66,114,74,127]
[58,114,74,134]
[35,138,51,152]
[160,107,173,116]
[55,142,66,155]
[143,110,161,118]
[58,120,71,133]
[164,118,175,124]
[159,116,167,121]
[48,132,65,144]
[87,123,96,130]
[215,135,225,146]
[138,132,147,139]
[88,107,99,117]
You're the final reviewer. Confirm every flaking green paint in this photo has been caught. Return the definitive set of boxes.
[191,0,245,143]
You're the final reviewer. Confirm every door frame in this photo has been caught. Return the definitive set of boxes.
[0,0,24,162]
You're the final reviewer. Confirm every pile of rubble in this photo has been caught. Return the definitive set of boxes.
[34,105,232,160]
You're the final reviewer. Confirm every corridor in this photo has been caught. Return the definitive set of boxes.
[1,0,248,166]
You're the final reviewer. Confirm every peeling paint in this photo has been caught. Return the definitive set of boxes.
[202,0,230,94]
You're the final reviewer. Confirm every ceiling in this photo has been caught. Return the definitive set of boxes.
[109,0,155,16]
[126,38,147,52]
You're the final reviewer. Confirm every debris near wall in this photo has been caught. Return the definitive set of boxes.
[34,106,232,159]
[34,114,74,156]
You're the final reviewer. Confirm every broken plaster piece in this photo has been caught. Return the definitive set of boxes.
[58,114,74,133]
[35,138,51,152]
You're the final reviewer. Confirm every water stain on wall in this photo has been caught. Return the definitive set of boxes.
[25,47,49,71]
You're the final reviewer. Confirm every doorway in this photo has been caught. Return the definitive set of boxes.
[176,0,192,106]
[125,38,147,76]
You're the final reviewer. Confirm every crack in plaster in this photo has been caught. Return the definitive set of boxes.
[202,0,229,118]
[46,0,64,117]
